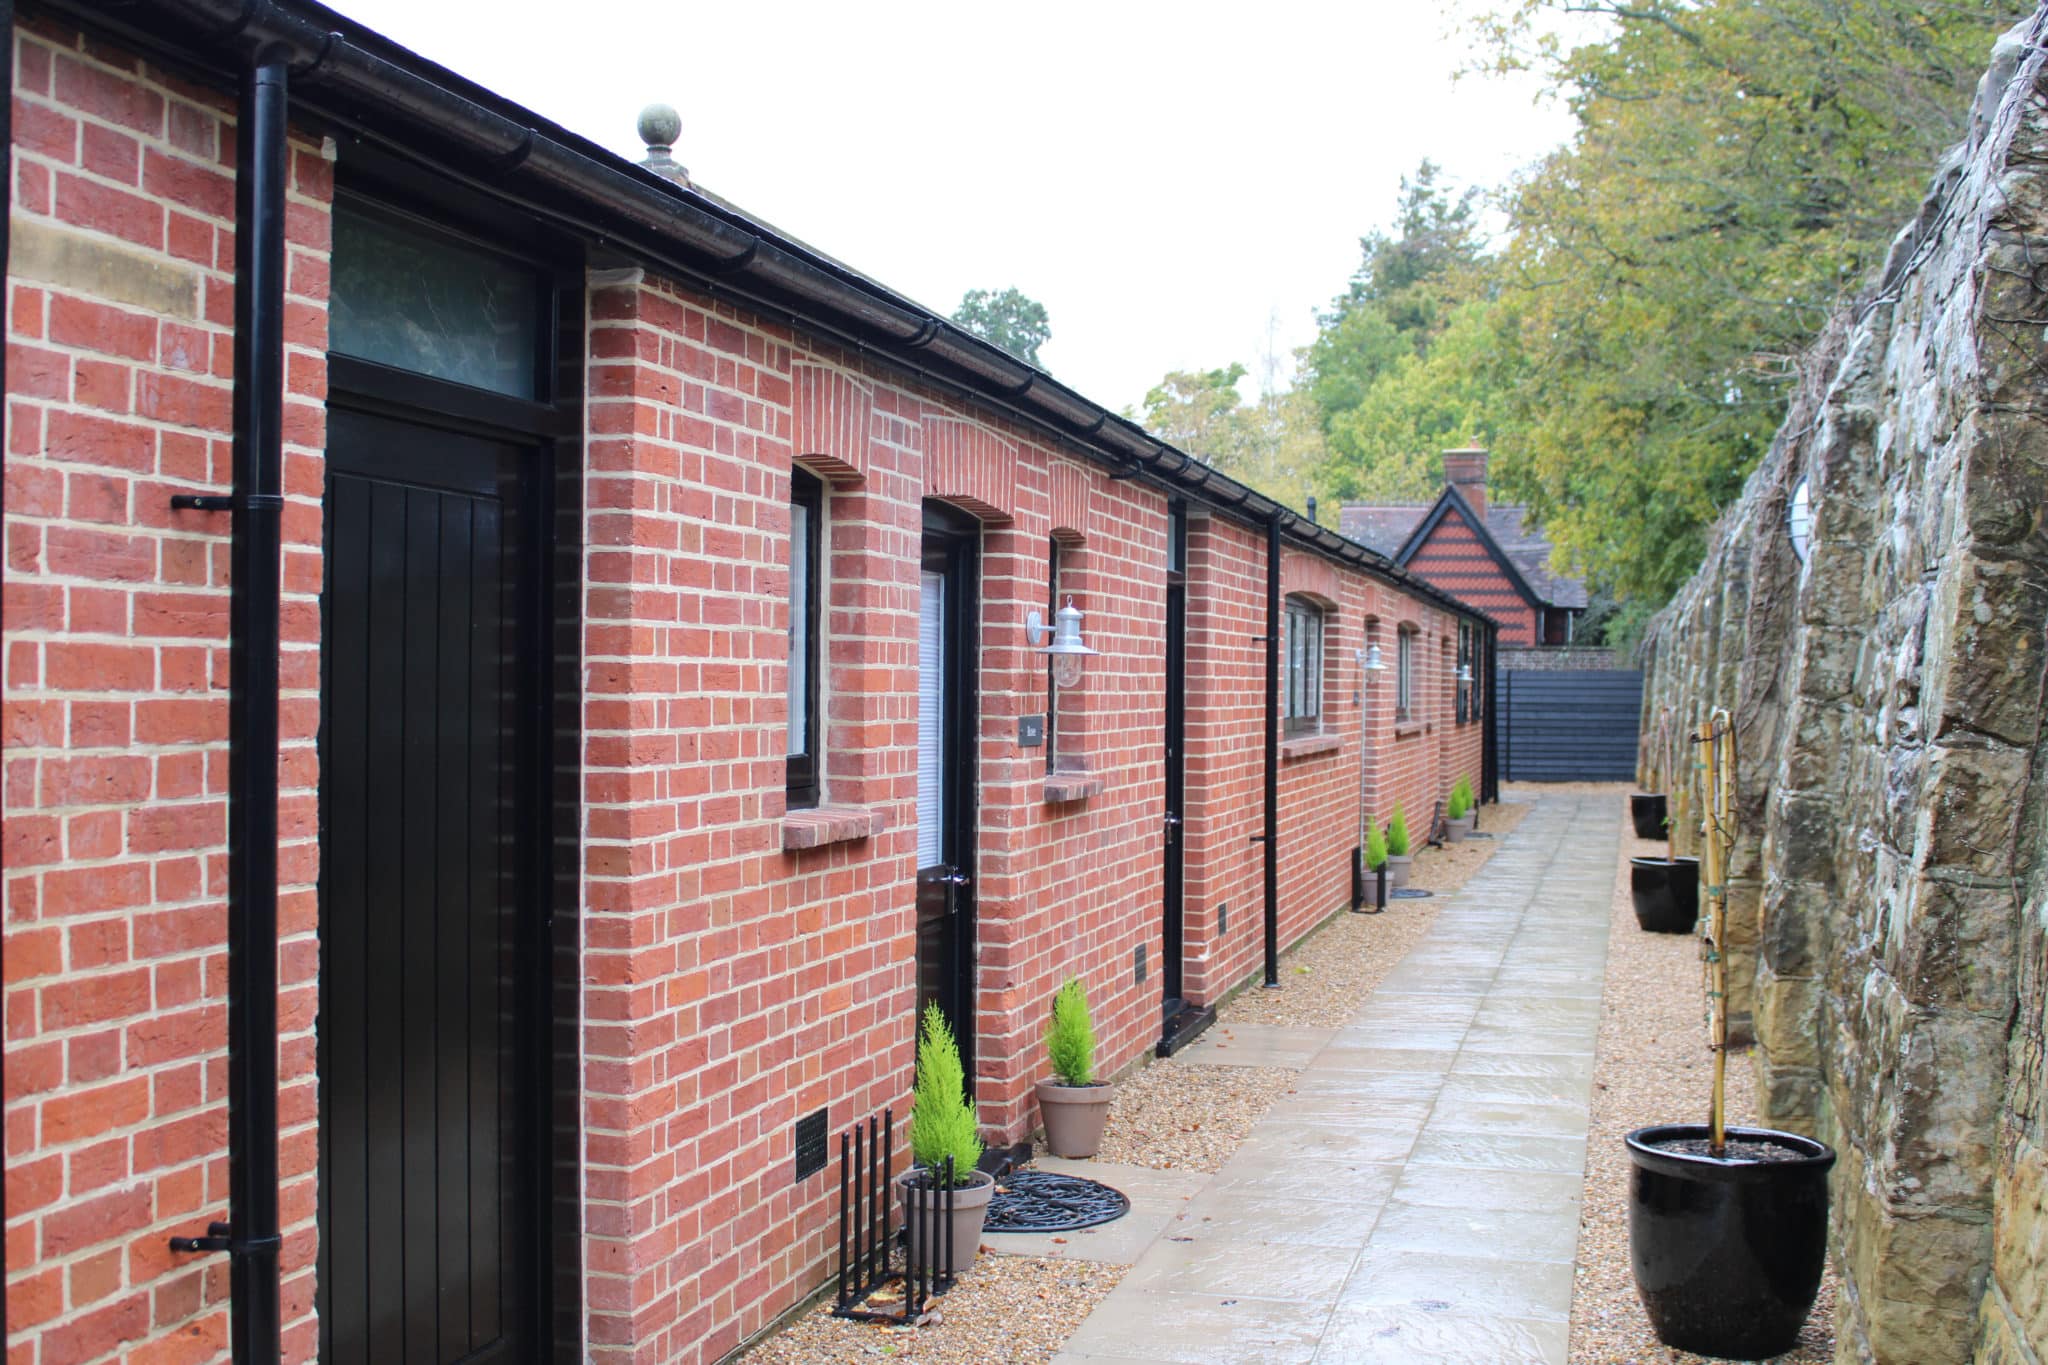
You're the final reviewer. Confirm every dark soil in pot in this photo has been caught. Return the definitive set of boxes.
[1629,858,1698,934]
[1630,792,1668,840]
[1626,1124,1835,1360]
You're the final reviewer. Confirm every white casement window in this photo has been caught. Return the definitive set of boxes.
[1396,627,1415,721]
[1284,597,1324,735]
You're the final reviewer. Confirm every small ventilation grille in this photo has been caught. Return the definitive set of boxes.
[1217,903,1227,936]
[1135,942,1147,983]
[795,1108,828,1182]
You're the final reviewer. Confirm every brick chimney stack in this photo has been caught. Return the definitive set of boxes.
[1443,447,1489,519]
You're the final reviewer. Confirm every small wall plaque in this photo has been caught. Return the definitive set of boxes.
[1018,714,1045,747]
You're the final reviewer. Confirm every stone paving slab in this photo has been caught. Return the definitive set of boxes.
[1056,791,1619,1365]
[1173,1023,1337,1068]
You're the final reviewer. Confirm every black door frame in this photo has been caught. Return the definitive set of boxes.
[917,502,980,1091]
[317,153,583,1365]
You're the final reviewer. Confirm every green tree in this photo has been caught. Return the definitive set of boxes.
[1303,160,1488,429]
[1471,0,2024,598]
[1136,363,1327,511]
[952,287,1051,366]
[1317,299,1527,503]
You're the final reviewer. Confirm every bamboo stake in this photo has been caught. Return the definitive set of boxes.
[1699,709,1735,1155]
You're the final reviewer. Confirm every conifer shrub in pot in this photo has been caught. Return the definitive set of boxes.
[1627,712,1834,1359]
[900,1002,994,1276]
[1445,775,1476,842]
[1361,823,1390,913]
[1035,977,1113,1158]
[1382,804,1413,889]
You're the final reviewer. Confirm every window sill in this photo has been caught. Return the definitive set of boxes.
[782,803,888,851]
[1393,722,1425,740]
[1044,772,1105,804]
[1281,733,1342,760]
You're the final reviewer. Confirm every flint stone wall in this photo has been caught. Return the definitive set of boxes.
[1636,13,2048,1362]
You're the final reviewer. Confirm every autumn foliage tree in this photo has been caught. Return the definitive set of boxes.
[1476,0,2026,600]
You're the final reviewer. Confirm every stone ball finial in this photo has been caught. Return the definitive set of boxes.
[637,103,682,154]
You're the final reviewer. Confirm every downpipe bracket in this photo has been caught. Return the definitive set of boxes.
[169,1220,285,1258]
[171,492,284,513]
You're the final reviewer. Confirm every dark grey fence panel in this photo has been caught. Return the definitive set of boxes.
[1497,668,1643,782]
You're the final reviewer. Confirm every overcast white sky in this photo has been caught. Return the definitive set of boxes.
[325,0,1577,415]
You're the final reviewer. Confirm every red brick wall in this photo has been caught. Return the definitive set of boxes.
[5,21,333,1365]
[1404,504,1538,646]
[4,21,1493,1365]
[1178,522,1482,1003]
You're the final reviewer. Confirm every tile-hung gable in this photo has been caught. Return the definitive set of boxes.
[1340,448,1588,648]
[2,5,1497,1364]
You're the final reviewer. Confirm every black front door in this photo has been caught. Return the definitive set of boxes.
[318,406,544,1365]
[916,510,978,1081]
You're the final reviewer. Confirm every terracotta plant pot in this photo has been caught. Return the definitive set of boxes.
[1446,814,1475,843]
[1630,792,1669,841]
[1036,1079,1114,1158]
[1383,853,1412,890]
[896,1167,994,1278]
[1626,1125,1834,1359]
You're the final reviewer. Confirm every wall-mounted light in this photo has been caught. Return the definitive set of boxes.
[1787,476,1813,563]
[1028,597,1098,687]
[1457,664,1474,684]
[1359,643,1386,672]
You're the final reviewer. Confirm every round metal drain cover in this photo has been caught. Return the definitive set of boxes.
[985,1169,1130,1233]
[1391,887,1433,899]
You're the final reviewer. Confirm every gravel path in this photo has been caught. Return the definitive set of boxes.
[742,1256,1127,1365]
[1569,798,1838,1364]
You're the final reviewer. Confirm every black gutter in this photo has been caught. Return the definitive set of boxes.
[1261,514,1281,989]
[49,0,1494,636]
[163,50,287,1365]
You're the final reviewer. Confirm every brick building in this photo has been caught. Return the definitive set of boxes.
[1341,448,1588,648]
[0,4,1495,1363]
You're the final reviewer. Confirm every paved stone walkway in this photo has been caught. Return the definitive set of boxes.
[1052,792,1618,1365]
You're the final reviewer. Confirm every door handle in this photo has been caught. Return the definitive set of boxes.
[1163,814,1182,827]
[942,872,972,888]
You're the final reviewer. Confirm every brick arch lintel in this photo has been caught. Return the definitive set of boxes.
[791,361,873,486]
[921,413,1018,523]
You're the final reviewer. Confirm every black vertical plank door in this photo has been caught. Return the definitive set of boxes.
[319,406,537,1365]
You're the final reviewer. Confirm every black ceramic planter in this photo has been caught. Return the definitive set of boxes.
[1630,792,1668,840]
[1626,1124,1835,1360]
[1628,857,1698,934]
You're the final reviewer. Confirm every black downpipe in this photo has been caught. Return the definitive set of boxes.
[1262,513,1281,989]
[218,50,289,1365]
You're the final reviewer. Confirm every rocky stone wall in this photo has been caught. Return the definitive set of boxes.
[1636,14,2048,1362]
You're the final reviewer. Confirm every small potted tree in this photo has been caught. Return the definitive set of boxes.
[1035,978,1113,1157]
[902,1002,994,1276]
[1383,803,1413,890]
[1632,708,1676,838]
[1626,712,1834,1359]
[1445,776,1476,842]
[1359,822,1389,913]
